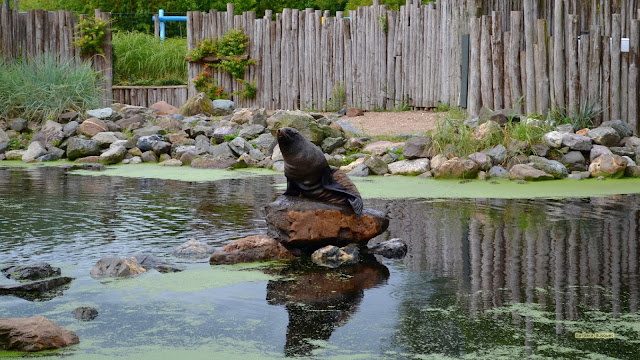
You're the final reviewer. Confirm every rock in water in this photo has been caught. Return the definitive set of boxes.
[0,277,73,301]
[89,257,146,278]
[0,316,79,352]
[210,235,294,265]
[72,307,98,321]
[311,244,360,268]
[276,127,363,217]
[265,195,389,255]
[172,239,214,259]
[366,238,408,259]
[2,263,61,280]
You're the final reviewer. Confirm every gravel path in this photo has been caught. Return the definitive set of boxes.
[337,111,440,137]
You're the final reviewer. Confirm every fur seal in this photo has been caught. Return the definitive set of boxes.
[276,127,363,217]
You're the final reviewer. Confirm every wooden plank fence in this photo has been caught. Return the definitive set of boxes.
[0,6,113,106]
[467,0,640,134]
[112,86,188,108]
[187,0,467,111]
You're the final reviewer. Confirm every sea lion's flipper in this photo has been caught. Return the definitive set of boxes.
[284,178,301,196]
[322,167,364,217]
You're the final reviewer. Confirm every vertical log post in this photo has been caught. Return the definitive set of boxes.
[553,0,565,109]
[468,17,482,116]
[523,0,536,114]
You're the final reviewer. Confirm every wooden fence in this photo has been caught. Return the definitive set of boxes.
[187,0,467,111]
[467,0,640,134]
[112,86,188,108]
[0,7,113,105]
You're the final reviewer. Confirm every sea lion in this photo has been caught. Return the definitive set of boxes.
[276,127,363,217]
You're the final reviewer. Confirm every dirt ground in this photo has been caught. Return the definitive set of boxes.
[343,110,441,137]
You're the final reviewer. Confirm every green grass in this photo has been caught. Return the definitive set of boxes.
[0,55,102,123]
[113,31,188,86]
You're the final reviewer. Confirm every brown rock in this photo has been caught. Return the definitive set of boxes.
[74,156,100,163]
[473,121,501,141]
[0,316,79,352]
[588,154,628,178]
[128,148,143,157]
[346,107,364,117]
[150,101,179,115]
[210,235,294,264]
[265,195,389,255]
[77,118,107,137]
[89,257,146,278]
[115,115,145,130]
[509,164,554,181]
[433,157,480,179]
[363,141,405,156]
[576,128,589,136]
[155,116,182,132]
[329,122,343,131]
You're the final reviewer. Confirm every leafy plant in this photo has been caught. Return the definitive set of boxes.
[224,131,240,142]
[435,102,450,112]
[193,65,228,100]
[0,55,102,122]
[326,82,347,112]
[394,99,411,112]
[232,78,257,99]
[550,102,603,130]
[112,31,187,86]
[73,16,110,57]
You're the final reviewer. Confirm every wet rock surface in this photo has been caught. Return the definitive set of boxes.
[72,307,99,321]
[0,316,79,352]
[89,257,146,278]
[210,235,294,264]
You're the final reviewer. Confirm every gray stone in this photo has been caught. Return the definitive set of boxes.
[179,151,196,165]
[92,132,119,148]
[72,307,98,321]
[238,124,265,139]
[128,156,143,164]
[555,124,575,133]
[136,134,164,152]
[152,141,172,155]
[89,257,146,278]
[311,244,359,269]
[402,136,432,159]
[388,158,431,175]
[58,111,78,123]
[8,118,28,132]
[250,109,268,127]
[433,158,479,179]
[364,156,389,175]
[179,93,214,117]
[509,164,555,181]
[2,263,61,281]
[86,107,115,119]
[488,165,510,179]
[473,121,501,141]
[191,125,216,138]
[133,126,164,137]
[531,144,550,157]
[36,153,60,162]
[194,135,212,155]
[141,151,157,163]
[587,126,621,147]
[543,131,564,148]
[0,129,10,151]
[366,238,407,259]
[115,114,146,130]
[563,151,587,172]
[229,136,253,156]
[270,110,325,144]
[62,121,79,138]
[110,139,134,150]
[610,147,636,158]
[174,145,196,157]
[251,133,277,156]
[562,133,593,151]
[463,116,480,129]
[22,142,48,162]
[429,154,448,171]
[212,126,238,144]
[99,146,127,165]
[590,145,613,162]
[623,156,636,167]
[209,142,237,159]
[191,154,237,169]
[321,137,345,154]
[335,119,364,136]
[158,159,183,166]
[625,166,640,178]
[238,148,266,167]
[212,99,235,116]
[347,163,370,177]
[622,136,640,149]
[568,172,590,180]
[589,154,628,178]
[529,155,568,178]
[487,144,507,164]
[4,150,25,160]
[468,152,490,170]
[172,239,214,259]
[39,120,64,144]
[600,120,634,138]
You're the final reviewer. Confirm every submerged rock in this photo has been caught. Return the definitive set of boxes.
[2,263,61,281]
[210,235,294,265]
[0,316,79,352]
[265,195,389,255]
[89,257,146,278]
[172,239,214,259]
[311,244,360,269]
[366,238,408,259]
[0,277,73,301]
[72,307,98,321]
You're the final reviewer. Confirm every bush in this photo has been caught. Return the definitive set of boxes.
[0,55,102,122]
[112,31,188,86]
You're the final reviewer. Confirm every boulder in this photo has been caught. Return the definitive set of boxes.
[2,263,60,281]
[77,118,108,137]
[21,142,47,162]
[140,151,158,163]
[74,156,100,163]
[528,155,568,178]
[402,136,432,159]
[365,238,407,259]
[0,277,73,300]
[62,121,79,138]
[335,119,364,136]
[626,166,640,178]
[155,116,182,132]
[488,165,510,179]
[152,141,172,155]
[509,164,554,181]
[265,195,389,255]
[364,156,389,175]
[563,151,587,172]
[346,107,364,117]
[39,120,64,144]
[89,257,146,278]
[610,146,636,158]
[136,134,164,152]
[562,133,593,151]
[86,107,115,119]
[250,109,268,127]
[172,239,214,259]
[568,172,591,180]
[531,144,550,157]
[468,152,490,170]
[622,136,640,149]
[179,92,215,117]
[473,121,501,141]
[92,132,119,148]
[587,126,621,147]
[4,150,25,160]
[590,145,613,162]
[212,99,235,116]
[150,101,179,115]
[251,133,277,156]
[347,163,370,177]
[588,154,628,178]
[99,146,127,165]
[228,136,253,156]
[555,124,575,133]
[72,307,98,321]
[8,118,28,132]
[311,244,359,269]
[363,141,404,156]
[180,151,197,165]
[321,137,346,154]
[133,126,164,137]
[115,114,145,130]
[600,120,633,138]
[210,235,295,264]
[487,144,507,164]
[238,149,266,167]
[388,158,431,175]
[158,159,182,166]
[0,317,79,352]
[270,110,325,144]
[212,126,237,144]
[429,154,448,171]
[433,157,479,179]
[238,124,265,139]
[231,108,252,124]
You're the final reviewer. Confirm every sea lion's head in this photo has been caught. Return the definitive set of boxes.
[276,127,302,148]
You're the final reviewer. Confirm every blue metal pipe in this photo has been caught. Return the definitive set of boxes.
[152,9,187,41]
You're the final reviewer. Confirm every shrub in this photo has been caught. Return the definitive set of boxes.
[0,55,102,122]
[112,31,187,86]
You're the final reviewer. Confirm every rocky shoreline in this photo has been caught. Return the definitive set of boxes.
[1,93,638,181]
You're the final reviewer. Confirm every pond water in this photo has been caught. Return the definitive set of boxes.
[0,165,639,359]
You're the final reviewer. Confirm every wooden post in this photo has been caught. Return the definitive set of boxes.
[509,11,523,113]
[629,19,639,133]
[536,19,550,116]
[491,11,504,110]
[523,0,536,114]
[468,17,481,116]
[588,26,602,126]
[480,15,494,110]
[154,12,160,38]
[553,0,565,109]
[611,15,622,120]
[567,15,579,115]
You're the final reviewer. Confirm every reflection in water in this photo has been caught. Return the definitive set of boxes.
[266,258,389,357]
